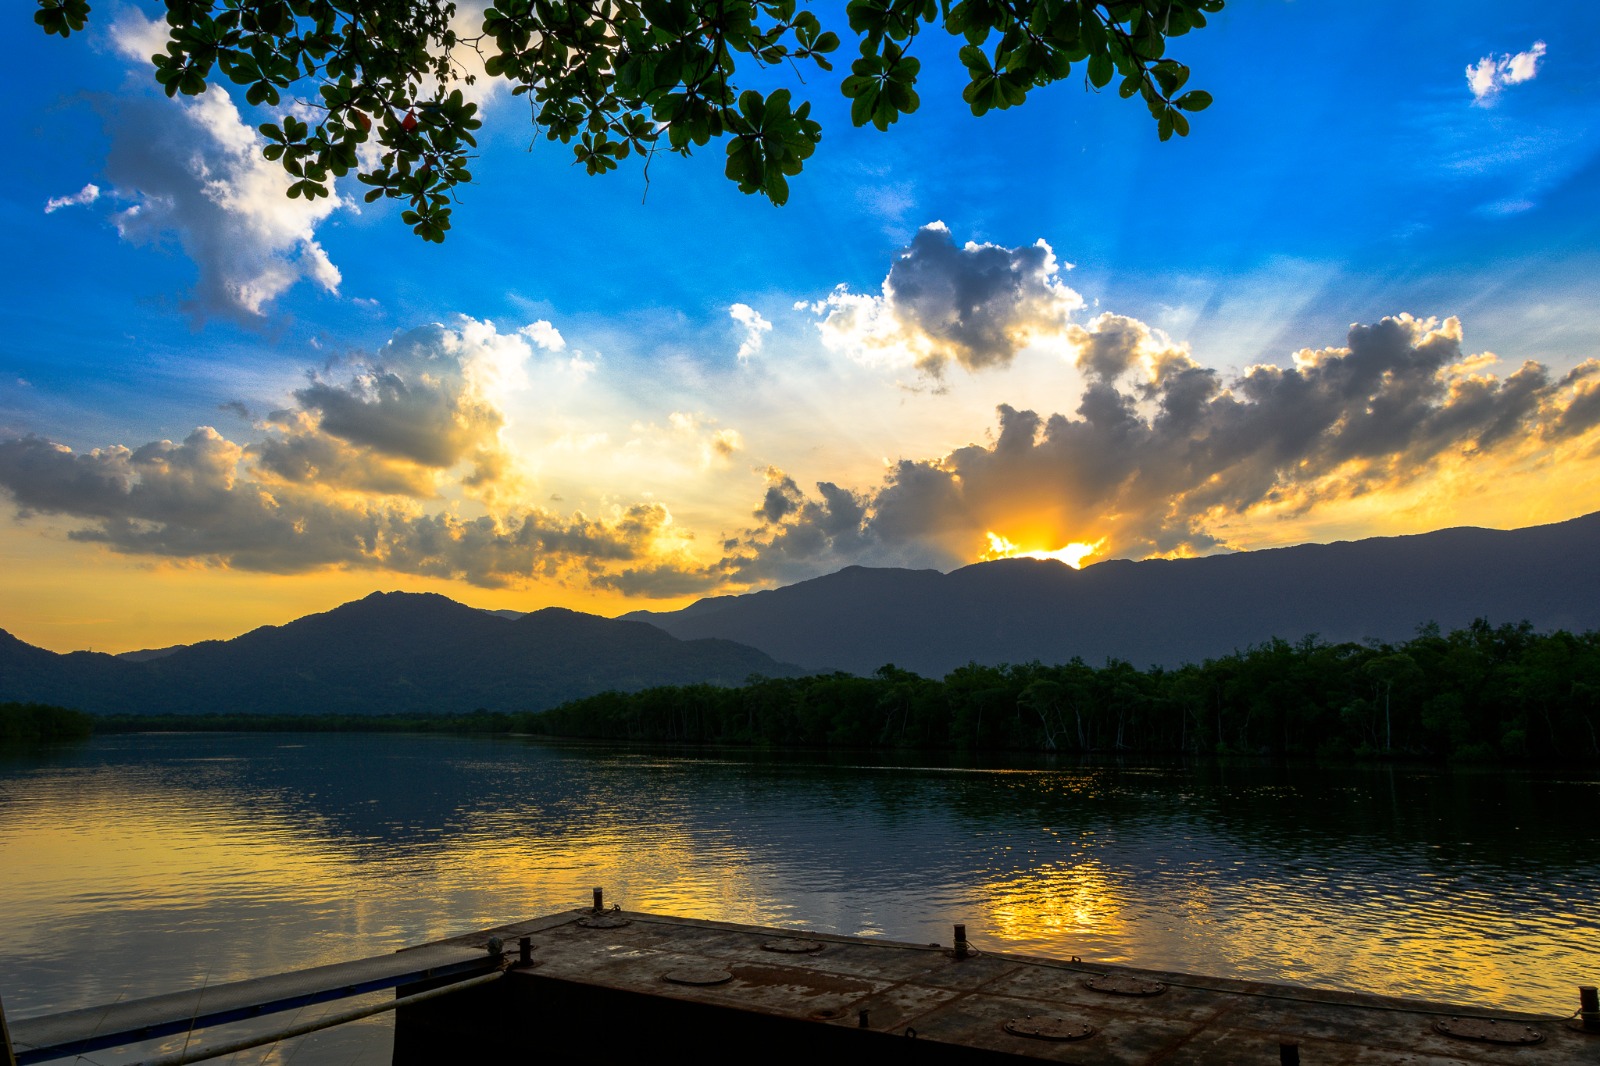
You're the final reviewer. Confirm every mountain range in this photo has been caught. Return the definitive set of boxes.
[0,592,799,716]
[3,512,1597,716]
[625,511,1600,676]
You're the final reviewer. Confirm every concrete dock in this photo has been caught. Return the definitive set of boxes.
[6,900,1594,1064]
[394,903,1599,1065]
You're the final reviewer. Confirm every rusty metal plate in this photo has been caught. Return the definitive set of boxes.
[761,939,824,954]
[1434,1018,1544,1045]
[1084,974,1167,997]
[1004,1016,1095,1041]
[662,966,733,986]
[576,914,632,929]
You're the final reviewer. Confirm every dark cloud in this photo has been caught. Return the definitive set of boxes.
[291,324,504,471]
[0,428,674,586]
[244,322,522,499]
[755,469,803,523]
[815,222,1083,377]
[251,414,439,497]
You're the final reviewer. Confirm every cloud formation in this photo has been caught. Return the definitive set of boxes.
[7,215,1599,605]
[812,222,1083,378]
[0,319,699,589]
[1466,40,1547,104]
[44,184,100,213]
[729,313,1600,579]
[729,303,772,363]
[60,11,346,322]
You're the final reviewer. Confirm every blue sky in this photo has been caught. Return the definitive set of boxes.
[3,1,1599,651]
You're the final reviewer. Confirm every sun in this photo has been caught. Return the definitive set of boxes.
[982,532,1105,569]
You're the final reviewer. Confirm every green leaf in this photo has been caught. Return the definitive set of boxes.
[1174,89,1212,112]
[1087,51,1111,89]
[850,84,878,126]
[764,169,789,204]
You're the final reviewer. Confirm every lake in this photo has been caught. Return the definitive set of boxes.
[2,733,1596,1064]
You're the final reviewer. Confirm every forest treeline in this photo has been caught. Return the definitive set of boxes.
[0,701,94,742]
[15,620,1600,763]
[87,710,526,735]
[533,620,1600,761]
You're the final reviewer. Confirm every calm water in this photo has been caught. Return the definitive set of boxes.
[2,733,1596,1064]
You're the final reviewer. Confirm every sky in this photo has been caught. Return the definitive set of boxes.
[4,1,1600,654]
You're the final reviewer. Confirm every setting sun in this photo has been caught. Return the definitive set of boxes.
[982,532,1106,569]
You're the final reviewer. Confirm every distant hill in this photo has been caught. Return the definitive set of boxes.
[116,644,187,662]
[0,592,800,716]
[625,512,1600,676]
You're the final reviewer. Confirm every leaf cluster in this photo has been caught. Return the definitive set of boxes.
[36,0,1221,239]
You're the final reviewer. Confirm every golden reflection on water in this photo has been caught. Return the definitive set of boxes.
[3,738,1598,1066]
[2,779,785,974]
[978,858,1127,947]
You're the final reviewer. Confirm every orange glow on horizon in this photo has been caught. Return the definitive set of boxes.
[981,532,1105,569]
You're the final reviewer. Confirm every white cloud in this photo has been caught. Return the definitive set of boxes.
[1466,40,1547,104]
[109,7,171,64]
[100,83,346,321]
[520,320,567,351]
[89,10,348,322]
[729,303,772,363]
[44,184,100,213]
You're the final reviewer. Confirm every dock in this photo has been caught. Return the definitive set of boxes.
[396,898,1598,1065]
[6,895,1597,1065]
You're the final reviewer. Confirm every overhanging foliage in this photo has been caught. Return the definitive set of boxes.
[36,0,1222,240]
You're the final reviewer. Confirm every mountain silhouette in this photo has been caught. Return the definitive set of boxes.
[0,591,799,716]
[625,512,1600,675]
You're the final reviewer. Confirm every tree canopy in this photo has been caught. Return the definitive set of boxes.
[36,0,1223,241]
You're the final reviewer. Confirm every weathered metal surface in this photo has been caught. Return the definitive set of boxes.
[1003,1017,1095,1041]
[1085,974,1167,996]
[8,942,495,1066]
[663,966,734,986]
[576,914,632,929]
[763,939,825,954]
[393,909,1595,1065]
[1435,1017,1545,1044]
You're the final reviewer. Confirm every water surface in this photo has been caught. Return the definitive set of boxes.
[2,734,1595,1064]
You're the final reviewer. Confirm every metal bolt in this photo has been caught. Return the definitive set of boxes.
[1581,985,1599,1031]
[858,1009,870,1028]
[592,886,604,913]
[519,936,532,966]
[954,924,969,960]
[1279,1042,1300,1065]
